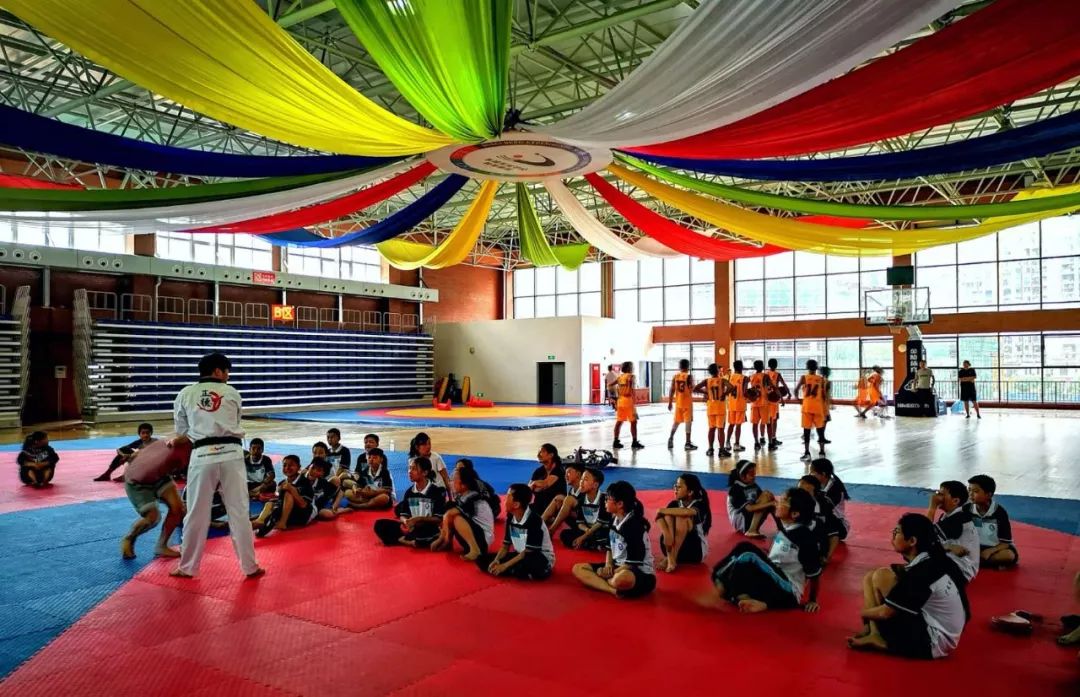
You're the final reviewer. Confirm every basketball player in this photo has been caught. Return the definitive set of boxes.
[612,361,644,450]
[667,358,697,451]
[694,363,730,457]
[766,358,788,450]
[725,361,748,452]
[749,360,773,452]
[795,359,827,462]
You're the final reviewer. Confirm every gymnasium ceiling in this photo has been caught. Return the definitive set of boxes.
[1,0,1079,268]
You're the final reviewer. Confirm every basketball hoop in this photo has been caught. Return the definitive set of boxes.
[886,315,905,335]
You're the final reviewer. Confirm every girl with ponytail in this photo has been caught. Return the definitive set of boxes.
[572,480,656,599]
[656,473,712,573]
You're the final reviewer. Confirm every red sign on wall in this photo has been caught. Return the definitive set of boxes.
[252,271,276,285]
[271,304,295,322]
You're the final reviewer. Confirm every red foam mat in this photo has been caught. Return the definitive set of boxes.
[2,491,1077,696]
[0,450,125,514]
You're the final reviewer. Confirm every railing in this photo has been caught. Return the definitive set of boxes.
[186,298,215,325]
[120,293,153,321]
[84,290,118,320]
[157,295,185,323]
[829,377,1080,405]
[827,380,895,401]
[294,305,319,329]
[0,284,6,316]
[341,309,362,331]
[218,300,243,325]
[244,302,270,326]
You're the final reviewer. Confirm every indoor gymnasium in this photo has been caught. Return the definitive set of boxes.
[1,1,1079,695]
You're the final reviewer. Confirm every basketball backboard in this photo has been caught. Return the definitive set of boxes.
[864,287,931,326]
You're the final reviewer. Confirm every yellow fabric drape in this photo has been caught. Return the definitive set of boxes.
[5,0,451,156]
[608,164,1080,256]
[378,181,499,269]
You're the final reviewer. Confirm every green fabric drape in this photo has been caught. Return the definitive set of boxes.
[621,155,1080,220]
[0,170,357,212]
[335,0,511,142]
[516,183,590,269]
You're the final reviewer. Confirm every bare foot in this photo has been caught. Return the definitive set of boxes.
[847,632,887,651]
[169,569,194,579]
[744,531,765,540]
[737,598,768,613]
[694,591,724,610]
[93,474,111,482]
[430,537,448,552]
[274,523,287,531]
[461,549,481,562]
[664,558,677,573]
[245,567,267,580]
[154,546,181,558]
[120,537,135,560]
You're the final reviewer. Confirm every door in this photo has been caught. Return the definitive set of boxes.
[537,362,567,405]
[589,363,602,404]
[649,361,663,402]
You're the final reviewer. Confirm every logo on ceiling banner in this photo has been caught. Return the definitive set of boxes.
[426,132,612,182]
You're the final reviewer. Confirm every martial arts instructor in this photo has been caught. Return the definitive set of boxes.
[169,352,264,579]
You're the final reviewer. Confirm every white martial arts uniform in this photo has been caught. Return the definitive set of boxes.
[174,377,259,576]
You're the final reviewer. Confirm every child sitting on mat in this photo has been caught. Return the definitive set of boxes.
[431,467,494,561]
[798,475,838,565]
[656,473,712,573]
[529,443,566,516]
[325,427,351,484]
[477,484,554,580]
[345,447,395,510]
[409,433,450,490]
[966,474,1018,569]
[553,467,610,550]
[726,460,775,538]
[542,461,584,531]
[809,458,850,559]
[253,455,314,537]
[306,458,339,521]
[925,480,980,583]
[95,422,156,481]
[710,487,822,614]
[120,437,191,560]
[453,459,501,519]
[17,431,58,488]
[244,438,276,499]
[572,481,656,598]
[848,513,969,659]
[339,433,381,492]
[373,457,446,547]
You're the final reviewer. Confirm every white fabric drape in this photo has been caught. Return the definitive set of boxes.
[630,236,680,258]
[544,179,666,260]
[537,0,958,149]
[0,161,413,232]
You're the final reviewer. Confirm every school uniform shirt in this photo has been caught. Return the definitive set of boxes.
[244,454,275,485]
[884,552,967,658]
[309,475,339,510]
[935,507,980,582]
[965,500,1013,549]
[119,437,158,455]
[327,444,351,472]
[359,462,396,502]
[17,445,60,468]
[173,377,244,465]
[768,521,823,602]
[664,498,709,558]
[410,453,449,488]
[574,490,611,529]
[822,476,850,533]
[505,507,555,567]
[278,474,315,515]
[726,479,762,532]
[394,481,447,521]
[454,491,495,546]
[609,512,655,575]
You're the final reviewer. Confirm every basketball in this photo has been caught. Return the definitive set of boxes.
[744,385,761,401]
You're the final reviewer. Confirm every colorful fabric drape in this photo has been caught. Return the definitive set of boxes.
[585,174,785,261]
[0,162,412,232]
[607,164,1080,256]
[0,173,79,189]
[516,184,590,270]
[539,0,954,149]
[4,0,450,156]
[543,179,667,260]
[631,0,1080,159]
[0,170,354,212]
[377,181,500,269]
[334,0,510,142]
[632,237,681,257]
[0,104,396,178]
[260,175,469,248]
[188,163,437,233]
[630,109,1080,182]
[623,156,1080,220]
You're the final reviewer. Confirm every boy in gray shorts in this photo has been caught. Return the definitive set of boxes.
[122,438,192,560]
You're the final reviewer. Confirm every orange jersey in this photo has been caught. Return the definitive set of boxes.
[671,371,693,408]
[766,370,783,394]
[868,373,883,391]
[726,373,747,411]
[749,372,770,407]
[616,373,634,400]
[801,374,826,415]
[705,376,726,416]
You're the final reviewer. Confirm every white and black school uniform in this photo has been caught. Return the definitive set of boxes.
[659,498,709,564]
[244,453,275,491]
[450,490,495,552]
[727,479,762,533]
[594,511,656,598]
[258,474,315,534]
[821,476,850,540]
[880,552,969,659]
[373,481,445,546]
[17,444,60,485]
[529,463,567,515]
[559,490,611,550]
[327,444,352,477]
[358,462,396,503]
[966,500,1017,561]
[934,507,980,582]
[478,507,554,580]
[310,474,339,514]
[410,452,449,490]
[711,521,822,610]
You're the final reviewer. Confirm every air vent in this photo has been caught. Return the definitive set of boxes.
[111,259,123,269]
[28,251,42,262]
[97,258,110,268]
[11,249,25,260]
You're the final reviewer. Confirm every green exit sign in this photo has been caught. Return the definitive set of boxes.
[547,355,556,360]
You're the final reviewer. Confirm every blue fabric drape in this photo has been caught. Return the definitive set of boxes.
[627,110,1080,182]
[259,175,468,248]
[0,104,396,177]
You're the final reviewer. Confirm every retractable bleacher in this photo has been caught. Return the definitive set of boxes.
[0,286,30,428]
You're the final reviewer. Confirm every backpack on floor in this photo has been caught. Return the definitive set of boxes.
[567,447,616,470]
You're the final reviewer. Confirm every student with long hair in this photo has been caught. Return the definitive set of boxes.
[409,432,450,489]
[726,460,775,538]
[655,474,712,573]
[529,443,566,515]
[572,481,656,599]
[431,466,494,561]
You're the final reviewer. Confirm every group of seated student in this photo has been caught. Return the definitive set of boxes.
[17,431,59,488]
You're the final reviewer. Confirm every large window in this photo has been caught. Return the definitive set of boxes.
[658,342,715,389]
[0,220,127,254]
[734,252,888,321]
[513,263,601,319]
[921,332,1080,403]
[734,337,894,400]
[157,232,274,271]
[915,216,1080,314]
[280,245,381,281]
[613,257,714,325]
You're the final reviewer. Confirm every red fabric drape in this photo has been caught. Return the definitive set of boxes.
[631,0,1080,159]
[584,173,786,260]
[0,174,79,189]
[188,162,437,233]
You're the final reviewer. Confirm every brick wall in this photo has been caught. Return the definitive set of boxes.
[424,264,503,323]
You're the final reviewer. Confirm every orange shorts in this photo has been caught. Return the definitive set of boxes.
[751,406,769,424]
[801,412,826,429]
[616,400,637,423]
[672,406,693,424]
[728,409,746,425]
[707,412,725,429]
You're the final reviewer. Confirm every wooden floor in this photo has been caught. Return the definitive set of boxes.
[9,405,1080,500]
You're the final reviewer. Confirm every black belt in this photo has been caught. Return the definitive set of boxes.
[192,436,242,449]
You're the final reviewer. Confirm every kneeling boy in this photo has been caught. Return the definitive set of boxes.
[121,437,192,559]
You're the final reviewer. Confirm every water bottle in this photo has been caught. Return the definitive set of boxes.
[388,439,395,452]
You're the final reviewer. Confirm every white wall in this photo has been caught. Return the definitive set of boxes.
[434,317,654,404]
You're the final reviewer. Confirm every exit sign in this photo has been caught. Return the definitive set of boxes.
[547,355,556,360]
[252,271,276,285]
[271,304,295,322]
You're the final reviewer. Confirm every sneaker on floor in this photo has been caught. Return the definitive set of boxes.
[631,441,645,450]
[720,447,733,457]
[612,440,624,449]
[821,438,832,444]
[667,439,675,449]
[684,442,698,451]
[733,444,746,452]
[768,442,778,452]
[774,439,783,445]
[800,452,812,461]
[754,441,762,451]
[705,448,715,457]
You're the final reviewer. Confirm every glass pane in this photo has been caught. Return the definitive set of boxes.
[734,257,764,280]
[1044,336,1080,367]
[861,338,892,370]
[1002,367,1041,402]
[915,243,956,267]
[556,266,578,294]
[795,275,825,316]
[690,342,714,372]
[764,340,795,373]
[638,257,664,287]
[193,240,215,264]
[233,247,254,268]
[827,273,859,315]
[958,335,997,367]
[957,234,997,263]
[321,258,339,278]
[579,292,601,317]
[250,250,273,272]
[859,256,891,271]
[217,243,231,266]
[513,268,534,297]
[924,337,958,368]
[514,297,534,319]
[639,287,663,322]
[794,251,825,276]
[534,295,555,318]
[764,278,794,318]
[613,289,638,321]
[998,259,1040,306]
[534,267,556,294]
[795,340,826,370]
[734,280,763,320]
[556,293,577,316]
[826,254,858,274]
[736,342,764,365]
[690,258,713,284]
[664,285,690,322]
[579,263,601,292]
[17,223,46,246]
[98,233,126,254]
[1042,216,1080,257]
[998,223,1040,260]
[691,283,715,320]
[1041,257,1080,305]
[764,251,793,279]
[958,262,997,308]
[663,257,690,286]
[613,260,638,289]
[1043,367,1080,404]
[923,264,957,312]
[1000,334,1040,367]
[827,339,859,368]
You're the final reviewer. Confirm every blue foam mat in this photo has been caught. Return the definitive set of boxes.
[254,405,613,430]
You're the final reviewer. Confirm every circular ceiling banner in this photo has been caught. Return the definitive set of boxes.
[426,131,612,182]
